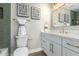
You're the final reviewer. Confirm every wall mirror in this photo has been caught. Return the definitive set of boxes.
[51,3,79,27]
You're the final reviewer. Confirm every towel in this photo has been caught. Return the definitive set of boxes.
[18,26,27,37]
[17,18,27,37]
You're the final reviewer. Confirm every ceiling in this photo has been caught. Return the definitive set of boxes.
[52,3,79,12]
[63,3,79,12]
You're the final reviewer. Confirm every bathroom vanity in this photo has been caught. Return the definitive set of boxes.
[41,3,79,56]
[41,31,79,56]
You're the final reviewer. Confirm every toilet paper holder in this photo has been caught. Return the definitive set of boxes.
[13,18,31,22]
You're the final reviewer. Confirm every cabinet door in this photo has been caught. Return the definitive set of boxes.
[48,41,61,56]
[41,39,49,55]
[63,47,79,56]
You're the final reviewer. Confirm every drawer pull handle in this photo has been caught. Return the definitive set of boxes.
[50,44,54,53]
[66,43,79,48]
[42,40,45,42]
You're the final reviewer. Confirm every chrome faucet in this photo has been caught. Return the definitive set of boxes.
[59,22,68,34]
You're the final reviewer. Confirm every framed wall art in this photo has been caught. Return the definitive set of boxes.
[17,3,29,17]
[64,14,69,23]
[66,14,69,23]
[58,13,64,23]
[31,6,40,20]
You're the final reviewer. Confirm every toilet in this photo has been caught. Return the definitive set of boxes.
[13,19,28,56]
[13,47,28,56]
[13,36,28,56]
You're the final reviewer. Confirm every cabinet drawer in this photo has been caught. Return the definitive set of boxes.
[44,34,61,44]
[41,33,45,39]
[63,38,79,53]
[41,40,48,50]
[63,47,79,56]
[42,40,46,47]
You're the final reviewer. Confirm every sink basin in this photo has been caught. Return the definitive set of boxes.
[0,48,8,56]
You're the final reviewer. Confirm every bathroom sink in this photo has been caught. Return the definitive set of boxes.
[0,48,8,56]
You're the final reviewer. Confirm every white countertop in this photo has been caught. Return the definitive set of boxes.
[41,30,79,41]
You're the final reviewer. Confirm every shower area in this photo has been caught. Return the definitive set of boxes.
[0,3,10,56]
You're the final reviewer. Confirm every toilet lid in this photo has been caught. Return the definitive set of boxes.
[14,47,28,56]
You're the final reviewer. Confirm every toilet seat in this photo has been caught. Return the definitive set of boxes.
[13,47,28,56]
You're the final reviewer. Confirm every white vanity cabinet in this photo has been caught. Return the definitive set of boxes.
[41,32,62,56]
[41,33,50,55]
[41,32,79,56]
[63,38,79,56]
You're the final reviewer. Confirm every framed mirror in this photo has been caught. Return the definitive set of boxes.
[52,3,79,27]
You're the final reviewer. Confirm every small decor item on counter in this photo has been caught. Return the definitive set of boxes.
[17,3,29,17]
[0,7,3,19]
[44,22,48,31]
[31,6,40,20]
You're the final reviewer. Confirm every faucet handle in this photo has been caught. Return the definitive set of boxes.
[65,31,68,34]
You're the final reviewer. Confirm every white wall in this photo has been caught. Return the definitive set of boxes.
[11,3,51,53]
[11,4,18,53]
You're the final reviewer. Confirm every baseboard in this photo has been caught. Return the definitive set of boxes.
[29,48,43,54]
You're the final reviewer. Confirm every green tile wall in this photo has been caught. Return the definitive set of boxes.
[0,3,10,53]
